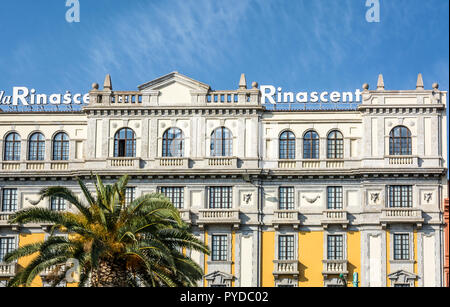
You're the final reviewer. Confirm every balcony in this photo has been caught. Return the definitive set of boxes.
[156,157,189,168]
[385,156,418,167]
[301,160,320,169]
[0,212,14,225]
[322,260,348,278]
[321,210,349,229]
[50,162,69,170]
[26,162,45,170]
[107,157,141,168]
[1,162,21,171]
[178,209,191,224]
[207,157,238,168]
[273,260,299,278]
[278,160,297,169]
[325,160,345,169]
[40,264,66,277]
[197,209,240,229]
[272,210,300,229]
[0,263,17,277]
[380,208,424,229]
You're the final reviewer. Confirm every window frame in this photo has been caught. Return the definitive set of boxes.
[0,237,16,263]
[159,187,184,209]
[3,132,21,161]
[162,128,184,158]
[279,187,295,210]
[388,186,413,208]
[1,188,18,212]
[279,130,296,160]
[327,130,344,159]
[210,127,233,157]
[389,126,412,156]
[124,187,136,207]
[52,132,70,161]
[211,234,228,262]
[208,187,233,209]
[327,187,343,210]
[114,128,136,158]
[278,235,295,261]
[393,233,410,261]
[50,196,66,212]
[327,234,344,261]
[28,132,45,161]
[303,130,320,159]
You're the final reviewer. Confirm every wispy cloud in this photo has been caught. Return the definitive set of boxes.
[83,0,252,84]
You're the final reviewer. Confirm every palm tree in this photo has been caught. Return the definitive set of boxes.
[3,174,209,287]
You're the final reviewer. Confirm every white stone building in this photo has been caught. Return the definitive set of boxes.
[0,72,447,287]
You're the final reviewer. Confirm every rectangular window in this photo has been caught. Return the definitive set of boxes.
[125,187,136,207]
[0,237,15,262]
[327,187,343,210]
[393,234,410,260]
[159,187,184,209]
[327,235,344,260]
[1,189,17,212]
[278,235,295,261]
[279,187,294,210]
[211,235,228,261]
[209,187,232,209]
[50,197,66,211]
[389,186,413,208]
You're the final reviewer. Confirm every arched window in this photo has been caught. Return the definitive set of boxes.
[327,130,344,159]
[162,128,184,157]
[4,132,21,161]
[390,126,412,156]
[114,128,136,158]
[303,131,319,159]
[52,132,69,161]
[210,127,233,157]
[279,131,296,160]
[28,132,45,161]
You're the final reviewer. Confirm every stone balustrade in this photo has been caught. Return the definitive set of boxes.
[107,157,141,168]
[380,208,424,228]
[273,260,299,277]
[207,157,238,168]
[272,210,300,229]
[1,162,20,171]
[321,210,349,229]
[0,263,16,277]
[197,209,240,229]
[322,260,348,277]
[178,209,191,223]
[157,157,189,168]
[0,212,14,225]
[386,156,418,167]
[326,160,345,169]
[302,160,321,169]
[278,160,297,169]
[40,264,66,277]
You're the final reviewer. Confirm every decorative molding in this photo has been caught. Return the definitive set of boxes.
[302,195,320,204]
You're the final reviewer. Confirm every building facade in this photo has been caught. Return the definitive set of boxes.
[0,72,448,287]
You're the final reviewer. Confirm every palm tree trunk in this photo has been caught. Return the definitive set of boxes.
[91,259,129,287]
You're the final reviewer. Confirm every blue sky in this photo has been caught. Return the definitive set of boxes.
[0,0,448,95]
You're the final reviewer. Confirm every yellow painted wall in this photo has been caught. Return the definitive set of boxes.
[347,231,361,287]
[298,231,323,287]
[261,231,275,287]
[18,233,46,287]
